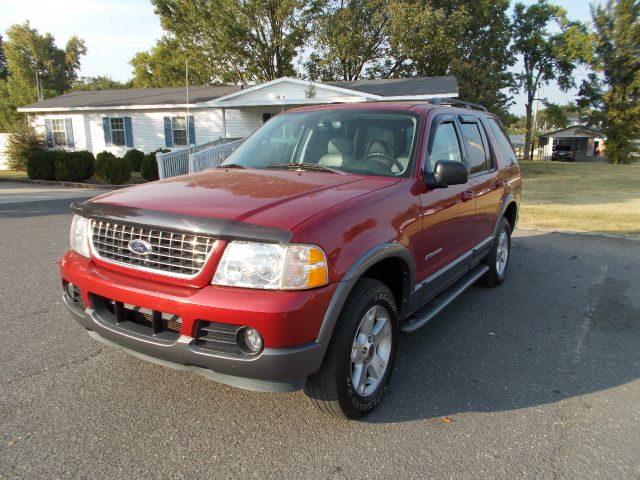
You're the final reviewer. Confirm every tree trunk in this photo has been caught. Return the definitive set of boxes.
[524,102,533,161]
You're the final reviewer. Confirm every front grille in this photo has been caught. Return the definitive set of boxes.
[91,294,182,340]
[195,321,245,356]
[89,220,216,278]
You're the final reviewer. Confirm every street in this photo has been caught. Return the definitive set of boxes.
[0,191,638,479]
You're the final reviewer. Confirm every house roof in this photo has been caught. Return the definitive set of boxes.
[326,76,458,97]
[539,125,604,138]
[20,85,242,110]
[18,76,459,112]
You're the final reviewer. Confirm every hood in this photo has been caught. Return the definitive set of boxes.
[90,169,399,231]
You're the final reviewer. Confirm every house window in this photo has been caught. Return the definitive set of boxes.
[110,118,126,146]
[172,117,187,146]
[51,118,67,147]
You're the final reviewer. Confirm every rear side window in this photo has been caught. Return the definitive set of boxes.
[487,118,518,165]
[460,122,490,174]
[428,121,462,170]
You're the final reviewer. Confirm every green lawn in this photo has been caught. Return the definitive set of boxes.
[0,170,146,185]
[519,161,640,238]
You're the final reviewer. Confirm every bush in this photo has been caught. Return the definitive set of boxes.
[26,150,56,180]
[95,151,117,180]
[101,156,131,185]
[54,151,95,182]
[124,148,145,172]
[5,122,44,171]
[141,148,169,181]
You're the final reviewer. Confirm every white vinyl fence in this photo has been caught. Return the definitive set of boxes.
[157,137,244,179]
[0,133,10,170]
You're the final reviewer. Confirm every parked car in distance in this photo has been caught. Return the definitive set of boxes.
[551,144,575,162]
[60,100,521,419]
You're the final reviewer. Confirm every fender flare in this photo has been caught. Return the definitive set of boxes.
[315,243,415,344]
[493,193,517,237]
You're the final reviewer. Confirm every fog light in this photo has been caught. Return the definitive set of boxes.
[240,327,263,354]
[65,281,76,298]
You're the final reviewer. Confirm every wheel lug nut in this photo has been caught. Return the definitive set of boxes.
[367,336,372,342]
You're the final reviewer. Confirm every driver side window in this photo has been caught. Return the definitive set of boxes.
[428,121,463,171]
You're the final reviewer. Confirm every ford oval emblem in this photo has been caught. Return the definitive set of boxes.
[128,239,152,255]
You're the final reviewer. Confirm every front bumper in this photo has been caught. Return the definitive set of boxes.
[60,251,335,392]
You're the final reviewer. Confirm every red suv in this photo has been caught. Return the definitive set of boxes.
[60,101,521,419]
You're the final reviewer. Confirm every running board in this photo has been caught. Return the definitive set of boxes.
[400,264,489,333]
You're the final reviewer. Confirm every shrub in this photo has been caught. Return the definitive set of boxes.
[5,122,44,171]
[124,148,145,172]
[141,148,169,181]
[26,150,56,180]
[54,151,96,182]
[101,156,131,185]
[95,151,117,180]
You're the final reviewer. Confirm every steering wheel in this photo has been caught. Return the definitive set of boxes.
[363,152,404,173]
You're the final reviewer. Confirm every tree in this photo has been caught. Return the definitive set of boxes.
[150,0,315,84]
[511,0,592,160]
[578,0,639,164]
[0,35,8,81]
[73,76,131,91]
[0,22,86,130]
[305,0,390,81]
[131,36,220,87]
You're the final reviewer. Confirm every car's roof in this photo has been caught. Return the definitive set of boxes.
[286,101,495,117]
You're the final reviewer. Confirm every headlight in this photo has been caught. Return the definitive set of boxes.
[70,215,90,257]
[212,241,328,290]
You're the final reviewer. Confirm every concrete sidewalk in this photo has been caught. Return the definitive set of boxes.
[0,182,105,205]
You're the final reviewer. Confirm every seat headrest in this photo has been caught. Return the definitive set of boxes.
[327,137,353,155]
[368,141,387,154]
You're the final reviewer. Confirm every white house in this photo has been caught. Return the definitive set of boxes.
[17,76,458,156]
[538,125,606,161]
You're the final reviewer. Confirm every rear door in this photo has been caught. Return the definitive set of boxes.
[458,115,502,242]
[417,114,476,299]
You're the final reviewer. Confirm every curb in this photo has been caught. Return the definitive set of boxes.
[0,178,128,190]
[516,227,640,242]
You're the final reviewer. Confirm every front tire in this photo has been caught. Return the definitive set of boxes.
[480,217,511,287]
[304,278,398,419]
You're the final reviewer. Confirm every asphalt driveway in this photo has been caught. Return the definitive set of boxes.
[0,195,638,479]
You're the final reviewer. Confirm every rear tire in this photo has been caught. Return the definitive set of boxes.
[304,278,398,419]
[480,217,511,287]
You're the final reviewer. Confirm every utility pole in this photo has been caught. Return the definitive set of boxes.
[185,58,190,147]
[531,82,542,161]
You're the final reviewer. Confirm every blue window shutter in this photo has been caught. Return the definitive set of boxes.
[44,119,54,148]
[65,118,74,147]
[188,115,195,145]
[164,117,173,147]
[103,117,112,146]
[124,117,134,147]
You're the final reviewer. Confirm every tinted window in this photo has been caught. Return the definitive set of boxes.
[487,118,517,165]
[428,122,462,170]
[460,122,490,174]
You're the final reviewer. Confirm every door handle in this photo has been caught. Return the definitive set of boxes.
[495,178,506,187]
[461,190,474,202]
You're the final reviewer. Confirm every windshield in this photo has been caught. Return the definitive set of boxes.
[221,110,419,177]
[554,145,572,151]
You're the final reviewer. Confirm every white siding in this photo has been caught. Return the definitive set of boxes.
[32,113,89,151]
[219,81,364,104]
[0,133,10,169]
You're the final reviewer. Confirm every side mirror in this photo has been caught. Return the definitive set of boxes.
[424,160,469,188]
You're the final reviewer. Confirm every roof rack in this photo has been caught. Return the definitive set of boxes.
[426,97,488,112]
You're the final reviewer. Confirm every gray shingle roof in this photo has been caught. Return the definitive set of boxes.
[22,85,242,109]
[20,76,458,110]
[327,76,458,97]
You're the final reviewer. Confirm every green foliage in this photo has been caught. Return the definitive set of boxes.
[0,34,7,81]
[578,0,640,164]
[95,151,117,180]
[26,150,55,180]
[124,148,145,171]
[148,0,314,83]
[100,156,132,185]
[511,0,592,159]
[141,149,169,181]
[54,151,95,182]
[73,76,131,91]
[4,121,44,170]
[0,22,86,131]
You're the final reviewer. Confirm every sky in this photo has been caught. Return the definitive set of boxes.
[0,0,596,116]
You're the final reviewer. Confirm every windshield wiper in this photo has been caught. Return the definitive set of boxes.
[266,163,342,174]
[218,163,246,169]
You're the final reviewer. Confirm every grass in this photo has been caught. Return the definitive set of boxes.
[519,161,640,238]
[0,170,146,185]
